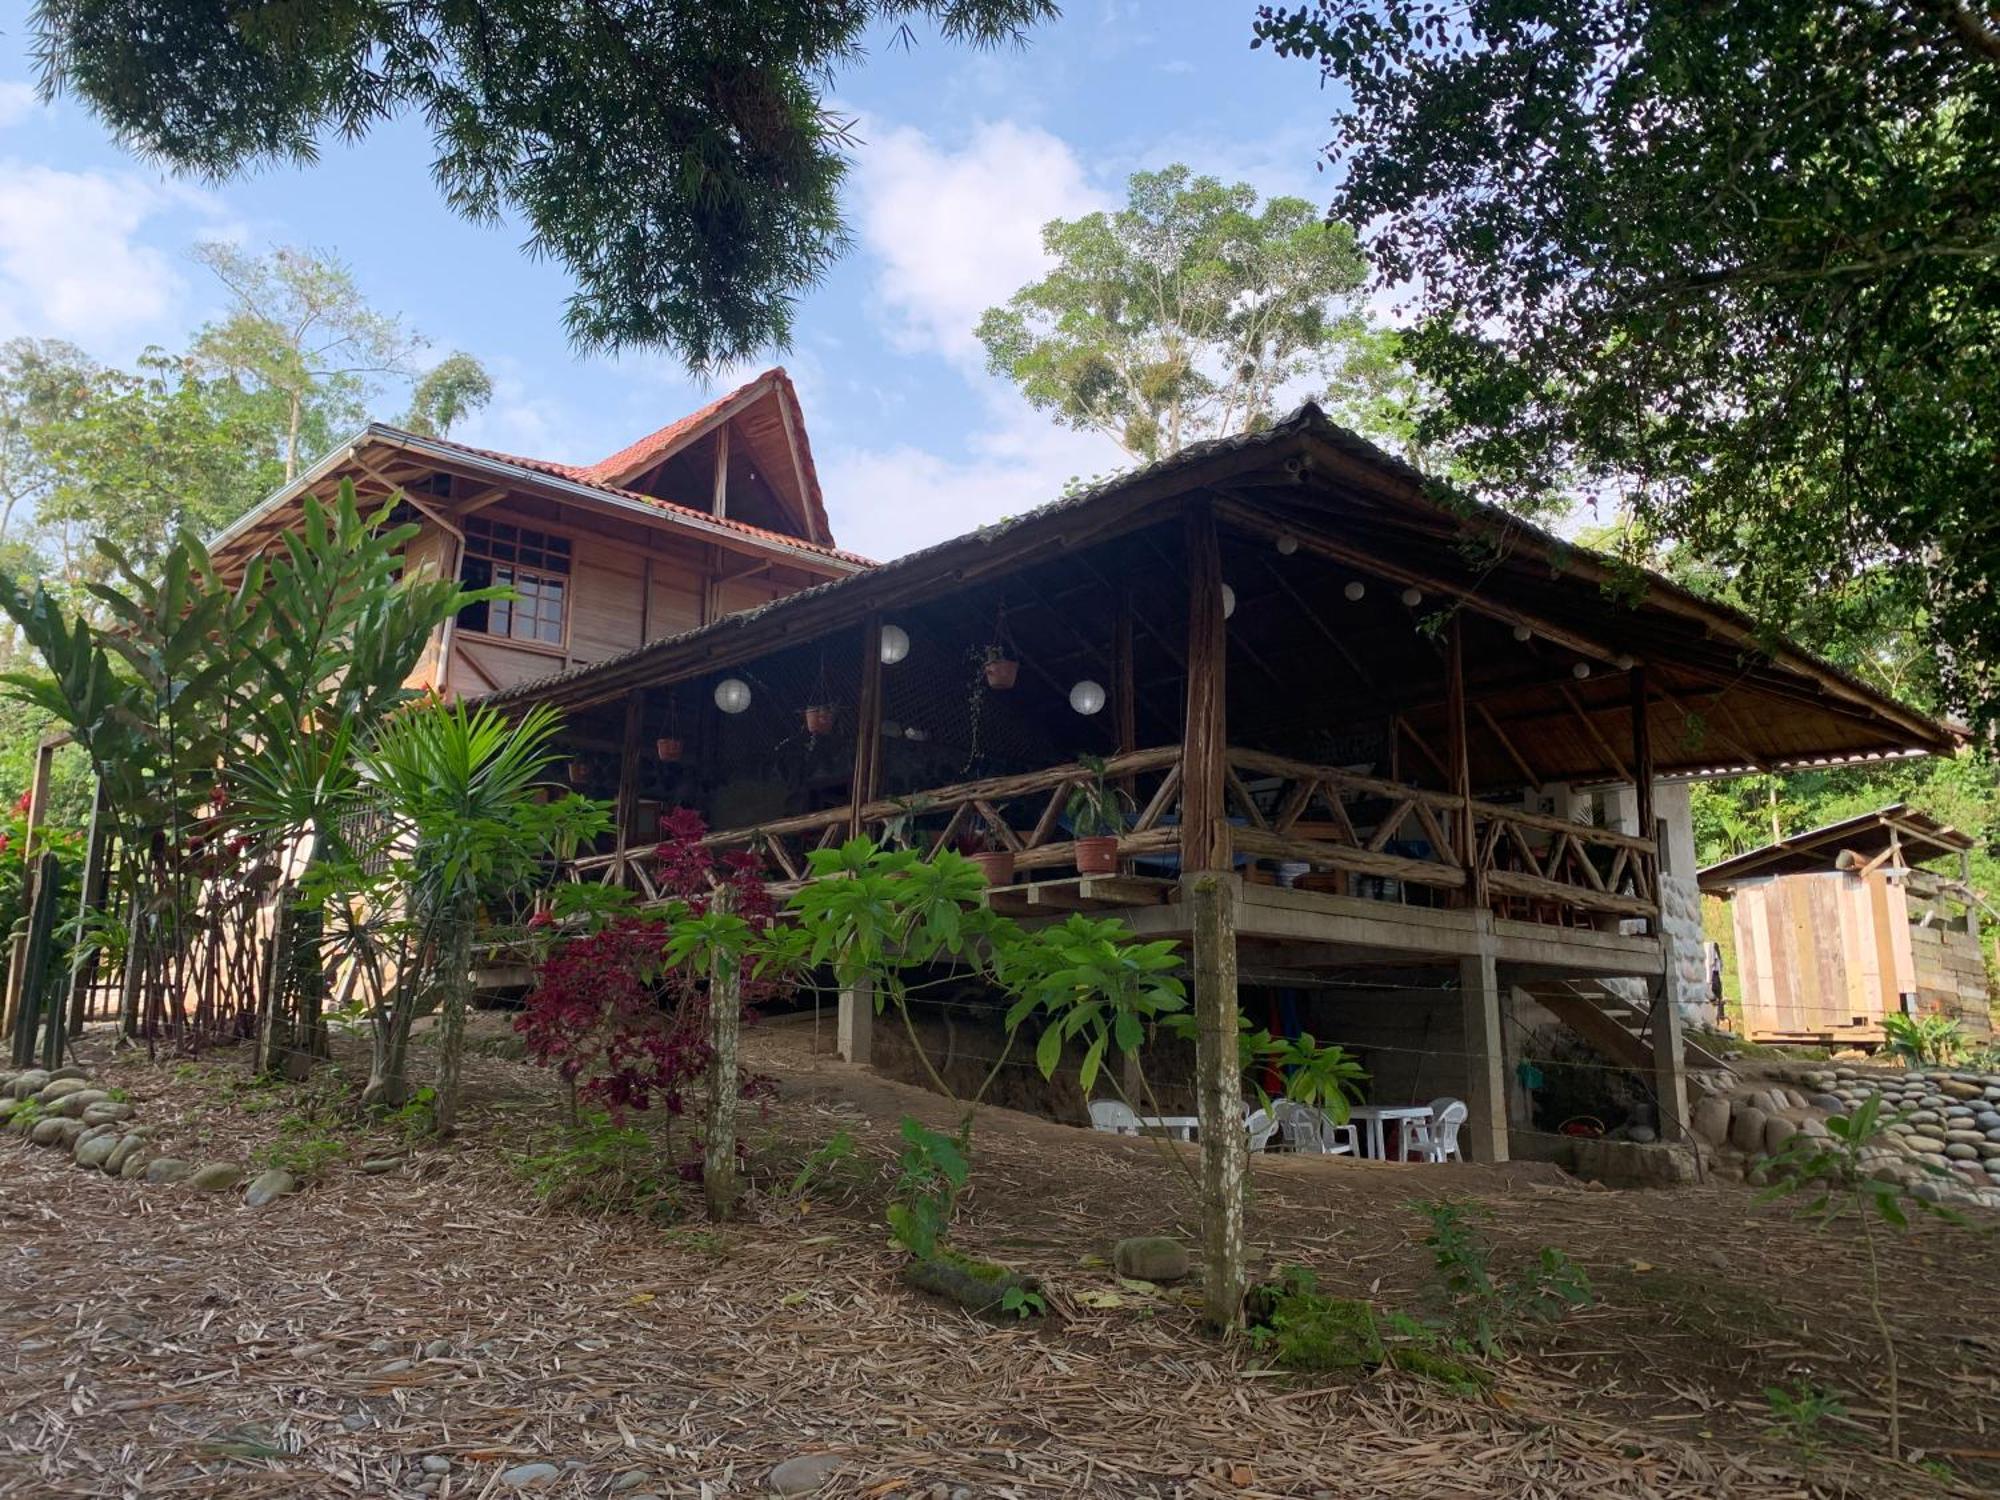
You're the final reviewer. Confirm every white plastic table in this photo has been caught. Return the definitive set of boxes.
[1136,1114,1199,1141]
[1347,1103,1434,1161]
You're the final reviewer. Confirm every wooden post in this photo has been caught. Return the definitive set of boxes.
[837,975,874,1065]
[1114,589,1136,757]
[1189,871,1246,1329]
[2,739,54,1038]
[1182,499,1228,874]
[1458,945,1507,1162]
[615,689,645,879]
[850,615,885,836]
[1650,954,1690,1143]
[10,853,59,1068]
[66,775,110,1036]
[1446,612,1479,906]
[703,886,742,1219]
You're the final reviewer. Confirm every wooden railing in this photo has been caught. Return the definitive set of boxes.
[564,742,1659,930]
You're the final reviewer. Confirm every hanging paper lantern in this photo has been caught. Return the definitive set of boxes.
[1069,679,1107,716]
[1275,535,1299,555]
[1221,583,1236,619]
[1400,586,1423,607]
[1343,580,1366,601]
[714,677,753,714]
[1572,662,1591,680]
[1512,624,1532,642]
[878,624,911,664]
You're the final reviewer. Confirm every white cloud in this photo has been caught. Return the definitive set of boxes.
[0,162,228,350]
[0,84,37,128]
[850,118,1107,366]
[819,387,1123,562]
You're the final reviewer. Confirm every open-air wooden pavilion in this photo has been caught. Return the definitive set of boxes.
[488,406,1959,1162]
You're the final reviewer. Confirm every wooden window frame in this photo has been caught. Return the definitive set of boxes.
[456,516,575,653]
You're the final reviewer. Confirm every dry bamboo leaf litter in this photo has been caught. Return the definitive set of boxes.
[0,1022,1992,1498]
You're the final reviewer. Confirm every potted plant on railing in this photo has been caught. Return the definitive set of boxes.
[1067,755,1131,877]
[957,828,1016,887]
[803,703,836,737]
[981,643,1019,691]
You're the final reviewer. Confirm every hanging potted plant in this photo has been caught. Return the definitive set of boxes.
[982,603,1019,690]
[803,703,836,736]
[654,734,683,761]
[1066,754,1132,876]
[566,757,592,787]
[957,828,1016,887]
[981,643,1019,691]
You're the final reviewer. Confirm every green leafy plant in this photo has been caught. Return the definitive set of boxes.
[1763,1379,1846,1481]
[513,1110,680,1220]
[1247,1265,1386,1371]
[786,1127,859,1198]
[1759,1095,1962,1461]
[263,1110,349,1182]
[1412,1200,1591,1357]
[1879,1011,1965,1068]
[1064,754,1133,838]
[998,1284,1047,1319]
[886,1116,971,1262]
[382,1085,438,1146]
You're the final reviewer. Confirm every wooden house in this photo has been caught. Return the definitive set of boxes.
[1700,806,1992,1046]
[209,367,869,697]
[450,403,1959,1161]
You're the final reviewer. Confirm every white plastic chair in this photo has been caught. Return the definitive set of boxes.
[1245,1107,1279,1153]
[1273,1099,1356,1156]
[1402,1097,1468,1162]
[1088,1099,1141,1136]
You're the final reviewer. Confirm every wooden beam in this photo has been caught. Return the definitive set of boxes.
[850,616,885,836]
[615,690,645,854]
[773,388,824,544]
[1560,684,1631,783]
[1631,664,1656,851]
[1182,500,1229,874]
[1476,703,1542,786]
[712,422,730,518]
[1446,613,1478,905]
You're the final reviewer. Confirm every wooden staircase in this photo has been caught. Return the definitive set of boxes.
[1524,978,1728,1074]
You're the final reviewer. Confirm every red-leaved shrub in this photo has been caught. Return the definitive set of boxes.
[515,809,783,1121]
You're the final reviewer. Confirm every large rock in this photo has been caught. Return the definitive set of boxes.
[80,1101,133,1127]
[30,1116,85,1148]
[1569,1138,1702,1188]
[143,1157,193,1185]
[6,1070,49,1100]
[1762,1116,1803,1157]
[1947,1143,1979,1162]
[1729,1104,1769,1154]
[497,1462,562,1490]
[34,1077,90,1104]
[243,1169,299,1208]
[768,1455,844,1495]
[1941,1079,1984,1101]
[1112,1236,1190,1283]
[119,1149,154,1180]
[188,1163,243,1192]
[45,1089,108,1119]
[105,1134,146,1175]
[1691,1095,1732,1145]
[73,1133,120,1170]
[1905,1135,1948,1156]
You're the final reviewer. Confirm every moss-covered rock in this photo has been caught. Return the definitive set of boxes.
[1112,1236,1190,1283]
[902,1249,1044,1319]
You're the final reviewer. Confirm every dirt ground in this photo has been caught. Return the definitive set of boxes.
[1,1014,1997,1499]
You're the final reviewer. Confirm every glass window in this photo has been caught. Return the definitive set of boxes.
[457,517,573,646]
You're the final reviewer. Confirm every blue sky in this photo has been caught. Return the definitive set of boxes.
[0,3,1343,560]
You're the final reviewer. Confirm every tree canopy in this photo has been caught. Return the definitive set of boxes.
[977,165,1405,463]
[1253,0,2000,731]
[33,0,1058,370]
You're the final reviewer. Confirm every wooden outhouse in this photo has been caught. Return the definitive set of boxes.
[1699,806,1991,1045]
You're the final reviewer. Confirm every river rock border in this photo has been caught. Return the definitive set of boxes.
[0,1065,302,1208]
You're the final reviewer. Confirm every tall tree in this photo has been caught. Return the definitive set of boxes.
[403,353,494,438]
[192,243,424,480]
[977,166,1402,463]
[33,0,1057,370]
[1252,1,2000,730]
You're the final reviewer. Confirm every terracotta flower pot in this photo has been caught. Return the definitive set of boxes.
[654,736,683,761]
[1075,835,1120,876]
[969,849,1017,886]
[982,657,1020,690]
[804,704,836,736]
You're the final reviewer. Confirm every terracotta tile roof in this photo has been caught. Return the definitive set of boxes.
[398,426,872,568]
[579,368,833,545]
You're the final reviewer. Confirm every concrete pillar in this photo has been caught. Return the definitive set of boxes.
[836,977,873,1065]
[1459,945,1508,1162]
[1651,779,1708,1022]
